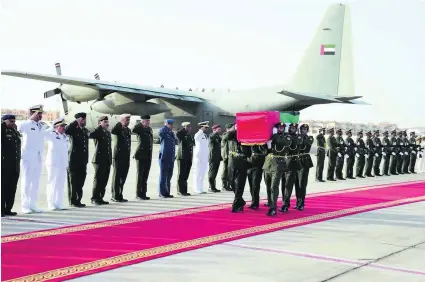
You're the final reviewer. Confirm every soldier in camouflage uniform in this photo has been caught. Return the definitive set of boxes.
[335,128,346,180]
[396,131,404,174]
[364,131,375,177]
[389,130,399,175]
[344,129,356,179]
[355,130,366,178]
[381,130,391,176]
[372,130,383,176]
[408,131,418,173]
[402,130,411,174]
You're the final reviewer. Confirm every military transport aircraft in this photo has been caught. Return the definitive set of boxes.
[1,4,366,139]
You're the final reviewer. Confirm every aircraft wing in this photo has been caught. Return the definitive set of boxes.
[1,71,204,102]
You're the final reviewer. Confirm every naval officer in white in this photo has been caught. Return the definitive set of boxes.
[17,105,47,213]
[193,121,209,194]
[45,118,69,210]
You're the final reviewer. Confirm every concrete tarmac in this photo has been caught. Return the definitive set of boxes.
[2,142,425,282]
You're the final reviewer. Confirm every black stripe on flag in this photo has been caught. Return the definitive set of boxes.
[323,51,335,55]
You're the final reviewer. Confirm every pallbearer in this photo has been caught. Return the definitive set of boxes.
[344,129,356,179]
[263,123,289,215]
[133,115,153,200]
[193,121,209,194]
[315,127,326,182]
[326,128,337,181]
[247,142,267,209]
[381,130,391,176]
[355,130,366,178]
[294,124,314,211]
[1,114,21,217]
[176,121,194,196]
[111,114,132,202]
[221,123,234,191]
[364,131,375,177]
[65,112,89,208]
[372,130,383,176]
[45,118,69,210]
[335,128,346,180]
[89,116,112,205]
[389,130,399,175]
[208,124,222,193]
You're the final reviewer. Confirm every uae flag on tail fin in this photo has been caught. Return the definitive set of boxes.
[320,44,336,55]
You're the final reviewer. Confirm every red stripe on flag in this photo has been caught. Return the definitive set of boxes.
[320,45,325,55]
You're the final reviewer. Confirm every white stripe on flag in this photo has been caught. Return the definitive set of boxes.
[324,48,335,52]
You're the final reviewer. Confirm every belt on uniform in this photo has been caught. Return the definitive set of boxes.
[229,152,246,158]
[317,146,325,150]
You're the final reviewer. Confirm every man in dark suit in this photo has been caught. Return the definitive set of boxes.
[111,114,132,202]
[176,121,194,196]
[89,116,112,205]
[132,115,153,200]
[65,112,89,207]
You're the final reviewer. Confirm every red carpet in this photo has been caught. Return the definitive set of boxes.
[2,181,424,282]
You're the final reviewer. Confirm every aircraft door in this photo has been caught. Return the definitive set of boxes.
[202,111,213,125]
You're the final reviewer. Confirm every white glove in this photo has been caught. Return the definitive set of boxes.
[365,154,369,158]
[344,154,349,159]
[375,153,378,157]
[338,153,342,158]
[399,152,403,155]
[382,152,386,156]
[355,153,359,158]
[412,151,416,154]
[392,152,396,156]
[266,140,272,149]
[405,152,408,155]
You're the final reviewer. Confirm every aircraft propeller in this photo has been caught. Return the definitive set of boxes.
[43,63,69,115]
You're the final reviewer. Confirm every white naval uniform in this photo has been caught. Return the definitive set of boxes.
[417,141,425,173]
[18,120,47,213]
[193,129,209,193]
[45,130,69,210]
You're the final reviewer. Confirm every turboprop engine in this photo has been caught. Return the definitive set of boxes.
[60,85,100,102]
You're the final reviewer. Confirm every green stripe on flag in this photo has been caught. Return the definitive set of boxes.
[324,44,335,48]
[280,112,300,123]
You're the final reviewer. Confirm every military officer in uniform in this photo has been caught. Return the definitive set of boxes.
[263,122,289,216]
[364,131,375,177]
[111,114,132,202]
[396,131,404,174]
[221,123,234,191]
[224,125,252,213]
[247,143,267,209]
[355,130,366,178]
[65,112,89,208]
[89,115,112,205]
[372,130,383,176]
[409,131,418,173]
[381,130,391,176]
[315,127,326,182]
[344,130,356,179]
[176,121,194,196]
[193,121,210,194]
[281,123,302,212]
[389,130,399,175]
[19,105,49,213]
[208,124,222,193]
[294,124,314,210]
[158,119,177,198]
[1,114,21,217]
[326,128,337,181]
[133,115,153,200]
[335,128,346,180]
[402,130,411,174]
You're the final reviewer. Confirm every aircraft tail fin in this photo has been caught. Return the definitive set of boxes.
[284,4,354,97]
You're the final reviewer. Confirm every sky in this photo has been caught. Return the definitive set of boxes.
[1,0,424,128]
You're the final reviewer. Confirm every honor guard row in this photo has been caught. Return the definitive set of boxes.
[315,128,423,183]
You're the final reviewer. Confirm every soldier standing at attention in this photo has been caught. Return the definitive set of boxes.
[396,131,405,174]
[158,119,177,198]
[208,124,222,193]
[193,122,210,194]
[65,112,89,208]
[355,130,366,178]
[111,114,131,202]
[225,125,252,213]
[344,129,356,179]
[335,128,346,180]
[409,131,418,173]
[326,128,337,181]
[364,131,375,177]
[1,115,21,217]
[221,123,233,191]
[402,130,411,174]
[372,130,383,176]
[389,130,399,175]
[263,123,289,216]
[294,124,314,211]
[89,116,111,205]
[176,122,194,196]
[281,123,302,212]
[315,127,326,182]
[381,130,391,176]
[132,115,153,200]
[247,143,267,209]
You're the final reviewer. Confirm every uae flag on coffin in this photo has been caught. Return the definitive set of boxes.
[236,111,300,145]
[320,44,336,55]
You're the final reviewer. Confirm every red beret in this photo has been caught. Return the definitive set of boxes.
[212,124,220,130]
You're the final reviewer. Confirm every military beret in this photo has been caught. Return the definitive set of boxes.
[120,113,131,119]
[289,123,298,127]
[98,115,108,122]
[299,124,309,130]
[274,122,285,128]
[336,128,342,132]
[198,121,209,127]
[225,123,234,129]
[212,124,220,130]
[29,104,44,113]
[182,122,191,127]
[2,114,15,121]
[53,117,66,127]
[165,119,174,125]
[141,115,150,120]
[74,112,87,119]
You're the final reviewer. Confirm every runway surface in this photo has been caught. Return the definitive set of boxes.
[1,142,425,282]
